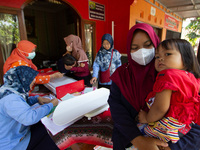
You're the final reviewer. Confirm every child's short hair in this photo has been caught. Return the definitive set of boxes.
[62,54,76,66]
[157,39,200,78]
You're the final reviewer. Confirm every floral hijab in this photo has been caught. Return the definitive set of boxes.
[64,34,88,63]
[0,66,38,99]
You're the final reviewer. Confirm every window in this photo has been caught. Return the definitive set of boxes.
[0,7,26,84]
[82,20,96,69]
[84,24,94,67]
[0,13,20,62]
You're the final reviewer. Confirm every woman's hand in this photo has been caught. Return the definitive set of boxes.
[38,97,59,107]
[79,63,85,67]
[138,109,148,123]
[30,79,36,91]
[62,51,71,56]
[38,97,51,105]
[90,77,97,84]
[131,136,168,150]
[51,98,59,107]
[158,146,171,150]
[50,72,64,80]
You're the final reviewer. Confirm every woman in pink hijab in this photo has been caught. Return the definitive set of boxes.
[108,23,200,150]
[63,34,92,87]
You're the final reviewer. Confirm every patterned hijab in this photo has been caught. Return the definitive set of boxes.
[110,23,160,112]
[100,33,113,51]
[0,66,38,99]
[3,40,37,74]
[64,34,88,63]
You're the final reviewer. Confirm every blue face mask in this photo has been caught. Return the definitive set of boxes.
[27,52,36,59]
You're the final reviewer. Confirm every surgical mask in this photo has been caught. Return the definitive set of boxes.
[27,52,36,59]
[18,48,36,59]
[131,47,155,65]
[66,42,73,52]
[66,45,72,52]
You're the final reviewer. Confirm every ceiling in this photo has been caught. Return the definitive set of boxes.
[156,0,200,19]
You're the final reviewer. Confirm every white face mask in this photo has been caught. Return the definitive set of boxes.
[18,48,36,59]
[131,47,155,65]
[66,43,73,52]
[27,52,36,59]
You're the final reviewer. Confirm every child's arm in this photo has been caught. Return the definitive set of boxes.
[70,62,89,73]
[63,51,72,56]
[139,89,172,123]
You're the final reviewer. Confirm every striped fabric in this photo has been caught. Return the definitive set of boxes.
[144,117,185,143]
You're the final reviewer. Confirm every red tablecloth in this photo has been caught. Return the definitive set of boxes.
[49,109,113,150]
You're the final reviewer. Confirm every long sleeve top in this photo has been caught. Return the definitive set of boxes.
[108,82,200,150]
[70,61,91,77]
[0,94,53,150]
[9,60,50,84]
[92,49,121,85]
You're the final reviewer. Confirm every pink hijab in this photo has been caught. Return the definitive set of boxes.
[64,34,88,62]
[110,23,160,112]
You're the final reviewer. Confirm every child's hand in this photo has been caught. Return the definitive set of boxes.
[38,97,51,105]
[64,65,73,70]
[138,109,148,123]
[79,63,85,67]
[90,77,97,84]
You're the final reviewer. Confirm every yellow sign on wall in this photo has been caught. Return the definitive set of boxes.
[89,1,105,21]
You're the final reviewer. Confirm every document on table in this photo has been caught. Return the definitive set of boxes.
[41,114,83,136]
[41,93,78,135]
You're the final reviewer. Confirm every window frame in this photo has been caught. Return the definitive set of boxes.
[0,6,27,84]
[81,19,96,70]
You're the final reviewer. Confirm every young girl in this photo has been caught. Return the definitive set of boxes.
[63,34,92,87]
[90,33,121,89]
[138,39,200,143]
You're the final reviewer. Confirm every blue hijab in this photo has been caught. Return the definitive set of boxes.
[100,33,113,51]
[95,33,114,70]
[0,66,38,99]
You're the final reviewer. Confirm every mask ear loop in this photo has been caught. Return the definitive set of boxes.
[67,42,73,52]
[70,42,73,49]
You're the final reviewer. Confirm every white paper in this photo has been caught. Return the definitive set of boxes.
[61,93,75,101]
[41,114,83,135]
